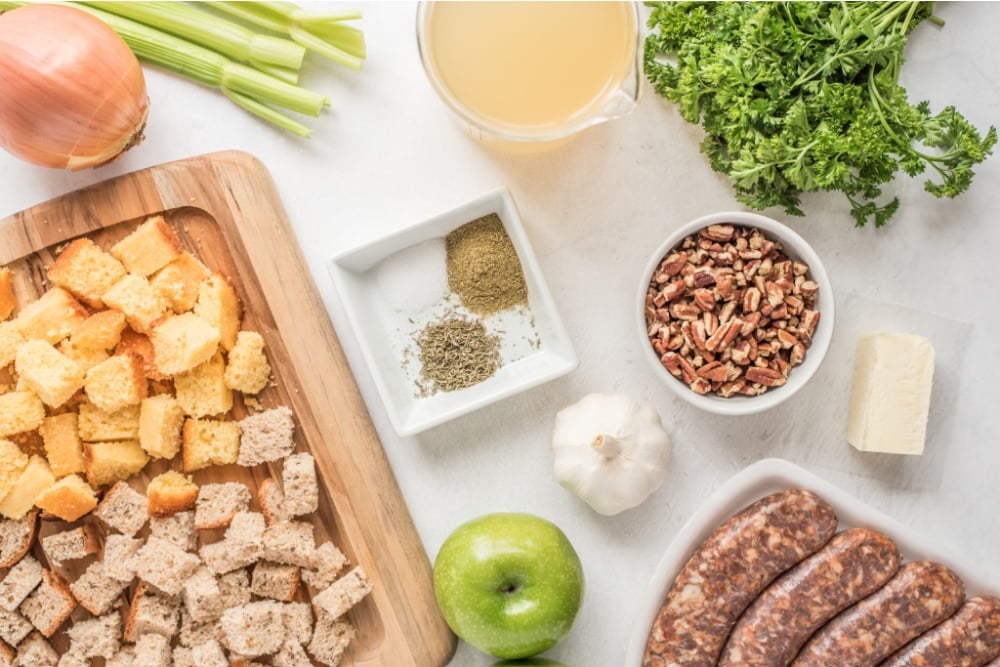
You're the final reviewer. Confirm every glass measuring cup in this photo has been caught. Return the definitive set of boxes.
[416,1,642,148]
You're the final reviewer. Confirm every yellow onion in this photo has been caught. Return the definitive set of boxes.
[0,4,149,170]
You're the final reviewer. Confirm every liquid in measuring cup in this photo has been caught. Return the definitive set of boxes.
[419,1,639,143]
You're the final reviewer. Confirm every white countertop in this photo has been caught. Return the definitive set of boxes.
[2,3,998,665]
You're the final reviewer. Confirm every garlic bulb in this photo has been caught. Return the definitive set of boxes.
[552,394,671,516]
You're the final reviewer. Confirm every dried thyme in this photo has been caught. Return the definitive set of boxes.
[416,317,501,395]
[446,213,528,316]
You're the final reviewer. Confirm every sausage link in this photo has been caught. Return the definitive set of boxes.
[718,528,901,667]
[642,489,837,667]
[880,595,1000,667]
[790,561,966,667]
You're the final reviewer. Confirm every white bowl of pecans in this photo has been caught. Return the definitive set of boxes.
[639,211,834,415]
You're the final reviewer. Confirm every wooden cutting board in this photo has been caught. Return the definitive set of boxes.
[0,150,456,666]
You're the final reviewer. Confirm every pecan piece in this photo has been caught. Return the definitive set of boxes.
[670,303,701,321]
[696,361,728,383]
[693,288,716,312]
[701,224,735,242]
[742,286,761,313]
[661,280,687,303]
[660,252,688,277]
[745,366,787,387]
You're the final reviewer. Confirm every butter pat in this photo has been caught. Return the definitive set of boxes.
[847,333,935,455]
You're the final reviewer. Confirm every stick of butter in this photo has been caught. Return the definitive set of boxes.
[847,332,935,455]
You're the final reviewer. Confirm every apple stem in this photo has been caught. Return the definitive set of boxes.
[591,434,622,460]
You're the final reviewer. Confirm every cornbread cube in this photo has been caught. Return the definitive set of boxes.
[41,525,99,566]
[20,569,75,637]
[15,631,58,665]
[94,481,147,536]
[38,413,84,477]
[78,401,140,442]
[149,252,210,313]
[175,352,232,417]
[84,353,148,413]
[83,440,148,488]
[139,395,185,459]
[0,509,38,567]
[69,309,127,352]
[33,474,97,522]
[102,534,142,583]
[220,601,284,657]
[150,312,220,376]
[115,328,162,380]
[133,631,171,667]
[0,391,44,438]
[182,419,240,472]
[57,339,110,373]
[302,542,348,591]
[308,613,355,667]
[128,536,201,596]
[66,610,121,659]
[0,456,54,519]
[102,274,169,334]
[124,582,180,642]
[237,406,294,467]
[47,238,127,308]
[0,554,41,612]
[311,566,372,620]
[13,287,87,345]
[149,510,196,551]
[147,470,198,517]
[13,340,84,408]
[282,453,318,518]
[0,606,32,647]
[262,521,315,568]
[251,561,300,602]
[194,274,241,352]
[182,566,223,623]
[0,440,28,503]
[224,331,271,394]
[0,267,14,321]
[0,322,23,368]
[194,483,251,530]
[111,215,184,277]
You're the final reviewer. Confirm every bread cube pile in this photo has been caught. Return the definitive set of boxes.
[0,216,371,665]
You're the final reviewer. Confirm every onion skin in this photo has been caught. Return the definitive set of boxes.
[0,4,149,170]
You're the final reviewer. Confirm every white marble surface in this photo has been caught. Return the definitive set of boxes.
[1,3,998,665]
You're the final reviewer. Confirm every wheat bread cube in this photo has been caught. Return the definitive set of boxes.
[14,631,57,666]
[279,601,313,645]
[149,312,220,377]
[0,323,23,369]
[311,566,372,621]
[55,647,88,667]
[0,511,38,568]
[102,275,170,335]
[0,268,14,322]
[71,309,127,352]
[147,470,199,517]
[224,332,271,395]
[258,478,288,526]
[0,441,28,504]
[193,275,241,352]
[0,640,11,667]
[66,610,121,659]
[225,511,265,545]
[237,407,294,467]
[182,566,222,624]
[178,609,222,648]
[77,401,140,442]
[123,582,179,642]
[199,540,260,576]
[111,215,183,277]
[219,601,283,657]
[262,521,315,568]
[250,561,300,602]
[129,536,202,596]
[69,561,129,616]
[102,534,142,583]
[149,510,196,552]
[194,483,250,531]
[14,340,84,408]
[0,392,45,439]
[0,555,41,612]
[94,480,146,535]
[20,569,75,637]
[182,419,240,473]
[84,353,147,414]
[0,456,54,520]
[282,453,318,518]
[134,631,171,667]
[302,542,348,591]
[171,645,194,667]
[139,395,185,459]
[33,474,97,522]
[40,525,99,566]
[13,288,87,346]
[307,612,354,667]
[83,440,148,488]
[47,238,127,309]
[105,647,134,667]
[190,639,228,667]
[149,252,211,313]
[0,608,31,647]
[175,352,232,418]
[38,413,84,477]
[218,569,251,609]
[273,638,311,667]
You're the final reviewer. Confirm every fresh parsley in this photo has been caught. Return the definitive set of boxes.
[645,1,997,227]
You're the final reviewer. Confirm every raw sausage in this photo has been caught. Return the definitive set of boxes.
[790,560,965,667]
[642,489,837,667]
[718,527,901,667]
[880,595,1000,667]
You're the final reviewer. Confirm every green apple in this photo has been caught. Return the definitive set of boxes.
[433,513,584,659]
[494,659,570,666]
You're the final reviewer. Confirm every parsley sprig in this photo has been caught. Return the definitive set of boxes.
[645,1,997,227]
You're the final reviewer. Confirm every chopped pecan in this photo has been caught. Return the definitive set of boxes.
[670,303,701,321]
[702,224,735,242]
[693,288,716,312]
[742,286,761,313]
[696,361,728,383]
[662,280,687,302]
[790,342,805,366]
[745,366,787,387]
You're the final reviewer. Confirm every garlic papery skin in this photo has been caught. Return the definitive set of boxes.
[552,394,672,516]
[0,4,149,170]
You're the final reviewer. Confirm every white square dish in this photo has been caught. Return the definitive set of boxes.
[328,188,577,436]
[625,458,999,665]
